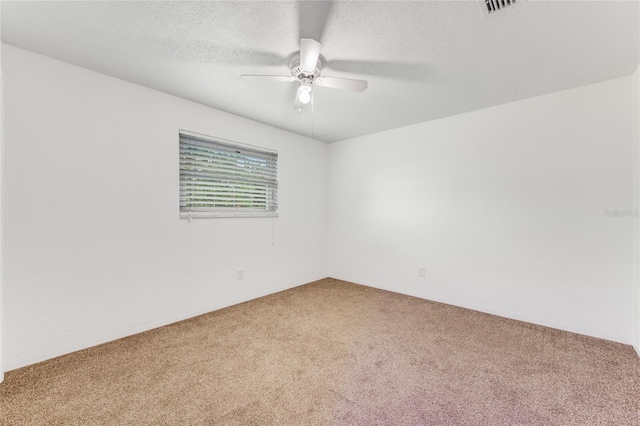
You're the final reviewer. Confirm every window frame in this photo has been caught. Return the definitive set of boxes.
[179,130,279,219]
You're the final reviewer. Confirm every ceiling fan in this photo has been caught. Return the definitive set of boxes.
[240,38,368,110]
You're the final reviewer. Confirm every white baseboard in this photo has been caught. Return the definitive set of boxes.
[3,275,328,372]
[634,344,640,359]
[330,274,632,345]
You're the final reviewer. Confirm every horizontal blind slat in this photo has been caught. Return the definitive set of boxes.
[180,140,277,160]
[179,142,277,161]
[180,147,276,163]
[180,172,276,186]
[180,155,277,171]
[182,207,278,212]
[180,181,271,190]
[181,189,272,197]
[180,162,277,180]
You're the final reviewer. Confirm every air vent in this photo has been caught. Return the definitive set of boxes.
[484,0,517,15]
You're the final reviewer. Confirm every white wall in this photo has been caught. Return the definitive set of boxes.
[0,38,4,382]
[633,65,640,355]
[328,76,636,344]
[1,45,328,371]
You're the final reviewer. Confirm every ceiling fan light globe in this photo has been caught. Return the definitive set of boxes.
[299,91,312,104]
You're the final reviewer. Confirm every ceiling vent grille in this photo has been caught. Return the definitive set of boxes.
[484,0,517,14]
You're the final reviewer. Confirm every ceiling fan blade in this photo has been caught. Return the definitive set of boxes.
[298,1,334,43]
[240,75,296,83]
[315,76,368,92]
[325,59,429,81]
[300,38,322,73]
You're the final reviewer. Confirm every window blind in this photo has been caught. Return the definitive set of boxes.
[180,132,278,218]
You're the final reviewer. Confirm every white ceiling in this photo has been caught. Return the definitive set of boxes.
[2,1,639,142]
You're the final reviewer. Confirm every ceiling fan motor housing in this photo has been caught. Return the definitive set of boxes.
[290,54,325,80]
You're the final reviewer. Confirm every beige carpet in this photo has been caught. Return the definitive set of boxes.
[1,278,639,425]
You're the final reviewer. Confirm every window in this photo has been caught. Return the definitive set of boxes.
[179,131,278,218]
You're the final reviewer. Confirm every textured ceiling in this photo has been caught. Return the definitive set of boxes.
[2,1,639,142]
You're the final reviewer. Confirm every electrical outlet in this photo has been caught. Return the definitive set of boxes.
[237,269,244,280]
[418,267,426,278]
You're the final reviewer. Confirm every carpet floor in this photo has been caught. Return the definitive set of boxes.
[1,278,639,425]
